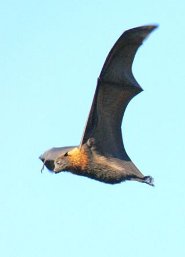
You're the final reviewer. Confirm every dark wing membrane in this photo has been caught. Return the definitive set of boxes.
[81,25,157,159]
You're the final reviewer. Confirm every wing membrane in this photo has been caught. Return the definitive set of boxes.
[81,25,157,159]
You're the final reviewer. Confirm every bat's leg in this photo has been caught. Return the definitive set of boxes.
[143,176,154,186]
[130,175,154,186]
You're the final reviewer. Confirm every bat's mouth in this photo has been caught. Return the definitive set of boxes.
[53,167,62,173]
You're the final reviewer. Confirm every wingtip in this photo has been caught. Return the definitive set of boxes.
[127,24,159,32]
[124,24,158,43]
[144,24,159,33]
[142,24,158,40]
[143,24,159,29]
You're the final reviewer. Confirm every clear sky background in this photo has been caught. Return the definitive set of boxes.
[0,1,185,257]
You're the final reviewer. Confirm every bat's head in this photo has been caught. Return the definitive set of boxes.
[39,146,77,173]
[54,151,72,173]
[54,145,90,173]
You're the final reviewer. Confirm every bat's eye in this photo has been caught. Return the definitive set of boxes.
[64,152,68,157]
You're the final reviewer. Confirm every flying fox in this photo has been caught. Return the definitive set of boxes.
[40,25,157,186]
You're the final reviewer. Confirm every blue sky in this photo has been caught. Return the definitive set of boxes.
[0,1,185,257]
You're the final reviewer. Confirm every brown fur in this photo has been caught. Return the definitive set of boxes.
[68,147,89,170]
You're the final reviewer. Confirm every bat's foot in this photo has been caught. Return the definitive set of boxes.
[143,176,154,186]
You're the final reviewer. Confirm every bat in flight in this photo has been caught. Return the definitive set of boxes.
[40,25,157,186]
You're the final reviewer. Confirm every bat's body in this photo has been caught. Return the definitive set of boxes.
[54,144,152,185]
[40,25,157,186]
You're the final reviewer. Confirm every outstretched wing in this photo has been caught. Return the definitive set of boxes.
[80,25,157,160]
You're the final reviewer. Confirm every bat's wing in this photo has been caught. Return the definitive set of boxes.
[80,25,157,160]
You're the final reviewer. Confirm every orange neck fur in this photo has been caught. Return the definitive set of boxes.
[68,147,89,170]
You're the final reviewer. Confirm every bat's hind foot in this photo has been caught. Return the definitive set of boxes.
[143,176,154,186]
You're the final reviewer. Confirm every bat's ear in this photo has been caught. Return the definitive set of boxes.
[86,138,95,148]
